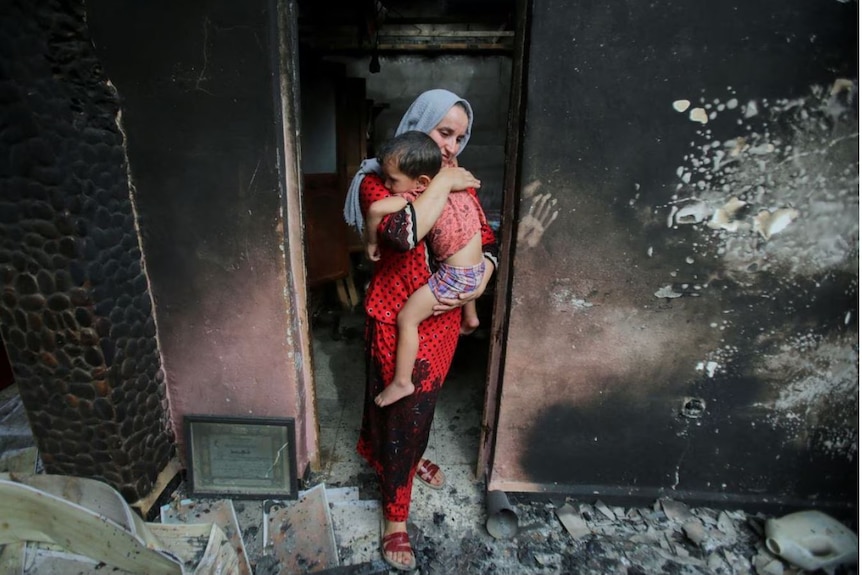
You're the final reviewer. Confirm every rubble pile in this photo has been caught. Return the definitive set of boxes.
[404,497,857,575]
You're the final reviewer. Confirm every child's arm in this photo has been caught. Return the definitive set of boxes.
[365,196,409,261]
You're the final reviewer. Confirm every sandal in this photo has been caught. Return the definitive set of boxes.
[415,458,445,490]
[380,526,416,571]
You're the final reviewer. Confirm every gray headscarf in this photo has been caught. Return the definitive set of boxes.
[343,89,474,234]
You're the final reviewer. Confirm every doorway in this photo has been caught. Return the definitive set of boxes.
[292,0,521,482]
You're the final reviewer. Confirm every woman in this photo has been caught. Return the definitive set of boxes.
[343,89,498,571]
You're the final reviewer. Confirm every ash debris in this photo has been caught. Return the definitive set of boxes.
[396,498,857,575]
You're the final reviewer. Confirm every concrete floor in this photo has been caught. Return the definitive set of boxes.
[308,308,494,564]
[311,306,488,497]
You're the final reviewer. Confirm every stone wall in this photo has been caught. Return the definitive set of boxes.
[0,0,172,501]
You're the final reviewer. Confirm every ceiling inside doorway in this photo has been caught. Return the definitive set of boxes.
[298,0,516,54]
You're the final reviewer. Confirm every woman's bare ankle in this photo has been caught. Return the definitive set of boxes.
[384,519,407,534]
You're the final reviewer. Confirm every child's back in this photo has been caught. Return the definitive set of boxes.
[404,189,485,267]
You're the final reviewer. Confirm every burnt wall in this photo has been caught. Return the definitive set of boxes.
[0,0,172,501]
[492,0,858,511]
[85,1,305,458]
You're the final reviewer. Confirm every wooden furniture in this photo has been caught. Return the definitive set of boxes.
[301,70,373,310]
[302,173,360,309]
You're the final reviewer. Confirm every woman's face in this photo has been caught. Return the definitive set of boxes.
[428,105,470,168]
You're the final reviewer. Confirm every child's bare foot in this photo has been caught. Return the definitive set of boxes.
[460,316,480,335]
[375,380,415,407]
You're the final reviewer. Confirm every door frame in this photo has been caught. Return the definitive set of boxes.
[478,0,531,481]
[272,0,531,481]
[271,0,321,475]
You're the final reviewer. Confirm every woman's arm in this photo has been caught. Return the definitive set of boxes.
[410,167,481,241]
[368,168,481,252]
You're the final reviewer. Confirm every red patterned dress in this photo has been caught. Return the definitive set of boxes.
[356,173,498,522]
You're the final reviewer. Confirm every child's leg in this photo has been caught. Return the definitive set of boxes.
[460,300,480,335]
[374,285,438,407]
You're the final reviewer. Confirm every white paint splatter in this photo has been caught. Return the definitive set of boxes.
[752,207,800,239]
[689,108,709,124]
[673,99,691,112]
[675,201,711,225]
[695,360,720,378]
[754,333,858,459]
[666,205,678,228]
[707,197,749,232]
[748,142,776,155]
[655,84,859,460]
[705,361,718,377]
[550,285,594,311]
[654,285,682,298]
[743,100,759,118]
[664,79,858,278]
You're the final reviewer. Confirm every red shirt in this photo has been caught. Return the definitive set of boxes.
[403,189,486,261]
[359,173,498,324]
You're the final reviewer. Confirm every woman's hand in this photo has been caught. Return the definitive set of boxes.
[435,167,481,192]
[432,289,482,314]
[431,258,494,315]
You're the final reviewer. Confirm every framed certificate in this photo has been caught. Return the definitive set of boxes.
[184,415,298,499]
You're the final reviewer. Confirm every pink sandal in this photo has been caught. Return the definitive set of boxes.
[381,530,416,571]
[415,459,445,490]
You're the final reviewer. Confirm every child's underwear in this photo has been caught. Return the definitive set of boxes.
[427,261,486,301]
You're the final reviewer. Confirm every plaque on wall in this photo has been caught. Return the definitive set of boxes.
[184,415,298,499]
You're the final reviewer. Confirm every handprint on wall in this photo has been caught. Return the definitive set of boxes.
[517,180,559,249]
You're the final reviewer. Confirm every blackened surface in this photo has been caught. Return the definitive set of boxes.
[85,0,296,448]
[85,1,281,303]
[523,0,856,198]
[501,0,858,508]
[0,0,173,500]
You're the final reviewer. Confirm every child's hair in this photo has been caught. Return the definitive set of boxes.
[377,131,442,180]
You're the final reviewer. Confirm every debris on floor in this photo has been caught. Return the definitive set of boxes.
[0,444,38,474]
[555,502,590,541]
[264,483,340,574]
[3,467,857,575]
[327,487,383,564]
[0,390,38,474]
[0,327,857,575]
[0,472,240,574]
[229,476,856,575]
[161,497,254,575]
[486,490,520,539]
[447,497,859,575]
[763,509,858,573]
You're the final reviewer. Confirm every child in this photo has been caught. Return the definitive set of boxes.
[365,131,487,407]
